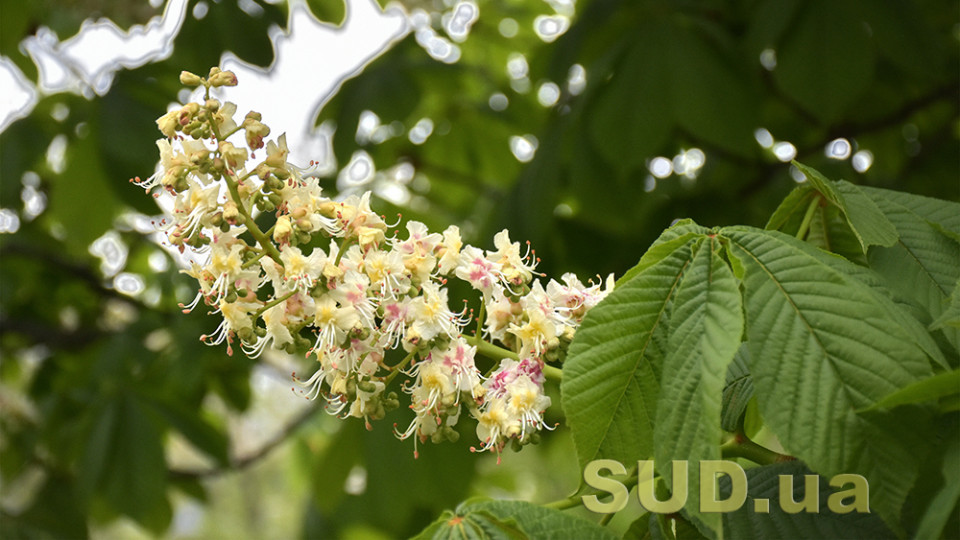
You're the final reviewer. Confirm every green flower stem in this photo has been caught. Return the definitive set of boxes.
[334,238,355,267]
[542,494,585,511]
[241,251,266,269]
[207,110,284,267]
[255,290,296,317]
[543,467,639,511]
[472,301,486,343]
[720,431,793,465]
[474,339,519,362]
[542,363,563,383]
[224,175,283,265]
[795,195,821,241]
[382,351,416,386]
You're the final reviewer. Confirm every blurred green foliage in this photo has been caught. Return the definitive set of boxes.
[0,0,956,537]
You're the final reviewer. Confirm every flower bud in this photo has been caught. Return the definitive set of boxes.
[255,163,273,180]
[204,99,221,113]
[223,201,240,223]
[182,120,202,135]
[180,70,203,86]
[274,215,293,244]
[357,380,378,393]
[317,201,338,218]
[209,69,238,87]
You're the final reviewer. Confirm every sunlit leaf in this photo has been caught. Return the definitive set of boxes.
[654,237,743,539]
[563,227,700,467]
[723,226,935,528]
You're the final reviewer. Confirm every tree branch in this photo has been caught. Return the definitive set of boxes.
[168,403,319,480]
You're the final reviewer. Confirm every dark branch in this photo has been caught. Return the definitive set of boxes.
[169,403,319,480]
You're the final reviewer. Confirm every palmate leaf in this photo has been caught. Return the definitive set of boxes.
[860,186,960,355]
[719,461,894,539]
[722,227,935,529]
[654,237,743,540]
[412,499,617,540]
[562,226,700,467]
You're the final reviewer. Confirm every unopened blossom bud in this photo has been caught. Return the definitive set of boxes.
[317,201,338,218]
[179,103,200,125]
[274,215,293,244]
[183,120,202,135]
[209,69,238,87]
[204,99,221,112]
[255,163,272,180]
[189,147,210,165]
[322,263,343,281]
[180,70,203,86]
[223,201,239,223]
[358,380,378,393]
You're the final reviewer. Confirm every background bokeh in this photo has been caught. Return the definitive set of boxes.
[0,0,956,537]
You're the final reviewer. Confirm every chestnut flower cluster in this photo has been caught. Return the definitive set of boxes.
[136,68,613,458]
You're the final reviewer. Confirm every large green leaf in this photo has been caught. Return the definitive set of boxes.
[563,231,698,467]
[587,27,672,177]
[412,499,618,540]
[722,227,935,528]
[771,0,876,123]
[719,461,894,538]
[860,186,960,355]
[667,23,758,158]
[79,392,172,533]
[654,237,743,539]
